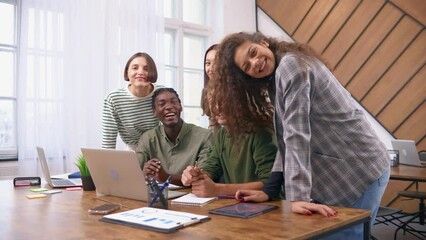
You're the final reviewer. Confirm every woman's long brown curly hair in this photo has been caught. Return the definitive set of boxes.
[208,32,321,141]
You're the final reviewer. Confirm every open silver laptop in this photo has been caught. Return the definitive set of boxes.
[36,146,82,187]
[81,148,187,201]
[391,140,426,167]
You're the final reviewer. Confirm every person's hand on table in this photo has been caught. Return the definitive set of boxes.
[236,189,269,202]
[190,174,215,197]
[291,201,337,217]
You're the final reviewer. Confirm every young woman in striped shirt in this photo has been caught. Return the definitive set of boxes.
[102,52,163,150]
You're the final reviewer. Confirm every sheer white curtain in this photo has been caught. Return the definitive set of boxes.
[17,0,164,175]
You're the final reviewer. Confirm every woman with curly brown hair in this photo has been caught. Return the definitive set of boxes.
[209,32,390,239]
[180,45,277,198]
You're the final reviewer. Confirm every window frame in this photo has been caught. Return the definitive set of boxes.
[0,0,20,160]
[163,0,213,127]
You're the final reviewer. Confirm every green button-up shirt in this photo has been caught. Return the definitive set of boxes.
[136,121,212,175]
[200,127,277,184]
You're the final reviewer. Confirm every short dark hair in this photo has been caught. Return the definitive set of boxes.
[123,52,158,83]
[151,88,181,109]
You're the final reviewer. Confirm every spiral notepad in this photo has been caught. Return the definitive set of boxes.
[171,193,217,206]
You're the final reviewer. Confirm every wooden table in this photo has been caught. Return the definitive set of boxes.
[0,180,371,240]
[386,164,426,207]
[390,164,426,182]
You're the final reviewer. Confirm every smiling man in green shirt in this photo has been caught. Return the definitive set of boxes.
[135,88,212,186]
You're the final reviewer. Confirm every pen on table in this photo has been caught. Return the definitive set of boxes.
[217,194,246,200]
[182,218,201,227]
[217,194,235,199]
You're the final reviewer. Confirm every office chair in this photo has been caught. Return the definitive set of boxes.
[371,206,404,240]
[375,207,403,225]
[419,150,426,161]
[394,191,426,239]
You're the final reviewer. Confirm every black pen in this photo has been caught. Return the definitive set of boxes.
[217,194,246,200]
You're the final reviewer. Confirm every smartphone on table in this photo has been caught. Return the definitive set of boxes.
[88,204,121,215]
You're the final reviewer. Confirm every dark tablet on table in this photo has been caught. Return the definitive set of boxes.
[209,202,278,218]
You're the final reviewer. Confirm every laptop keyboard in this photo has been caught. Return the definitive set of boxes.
[52,179,76,186]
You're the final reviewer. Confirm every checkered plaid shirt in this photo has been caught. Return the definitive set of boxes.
[271,53,389,206]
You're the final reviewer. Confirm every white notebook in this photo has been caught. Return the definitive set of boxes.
[171,193,217,206]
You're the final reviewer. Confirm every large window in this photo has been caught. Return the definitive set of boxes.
[1,1,217,162]
[0,0,18,160]
[163,0,212,128]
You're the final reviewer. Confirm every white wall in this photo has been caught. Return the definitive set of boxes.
[216,0,256,42]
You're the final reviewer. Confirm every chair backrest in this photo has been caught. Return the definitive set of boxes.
[419,150,426,161]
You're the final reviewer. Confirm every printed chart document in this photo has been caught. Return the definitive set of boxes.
[101,207,210,233]
[171,193,217,206]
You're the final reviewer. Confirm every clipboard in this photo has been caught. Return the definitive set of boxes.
[208,202,278,218]
[100,207,210,233]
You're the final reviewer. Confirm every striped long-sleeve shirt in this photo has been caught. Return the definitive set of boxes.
[102,84,164,149]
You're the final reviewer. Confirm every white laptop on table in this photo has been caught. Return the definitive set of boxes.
[36,146,82,187]
[81,148,187,201]
[391,140,426,167]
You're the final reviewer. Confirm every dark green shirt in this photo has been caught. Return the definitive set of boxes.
[200,127,277,184]
[136,121,212,175]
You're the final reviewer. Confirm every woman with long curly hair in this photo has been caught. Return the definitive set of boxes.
[209,32,390,239]
[180,44,277,198]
